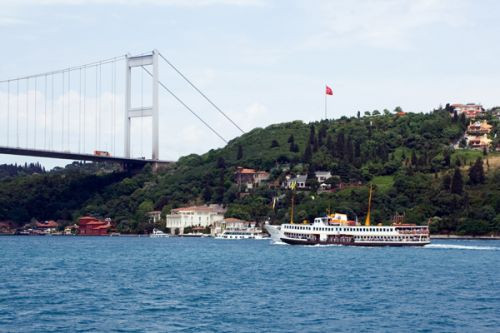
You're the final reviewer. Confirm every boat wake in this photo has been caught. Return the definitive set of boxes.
[424,244,500,251]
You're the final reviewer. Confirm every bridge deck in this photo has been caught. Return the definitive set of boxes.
[0,146,172,165]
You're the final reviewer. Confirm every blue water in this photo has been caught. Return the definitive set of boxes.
[0,237,499,332]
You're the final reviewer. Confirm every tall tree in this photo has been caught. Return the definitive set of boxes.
[336,132,345,159]
[468,157,485,184]
[451,168,463,195]
[236,144,243,160]
[303,142,312,163]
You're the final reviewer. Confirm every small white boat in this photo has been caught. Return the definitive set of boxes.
[215,230,255,239]
[150,229,170,238]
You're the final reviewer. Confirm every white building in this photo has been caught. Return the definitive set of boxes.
[147,211,162,223]
[315,171,332,183]
[212,217,257,235]
[282,174,308,189]
[166,204,226,235]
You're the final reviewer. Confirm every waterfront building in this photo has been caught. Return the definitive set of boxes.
[78,216,111,236]
[147,211,162,223]
[212,217,257,235]
[35,220,59,234]
[0,221,14,234]
[166,204,226,235]
[64,224,79,235]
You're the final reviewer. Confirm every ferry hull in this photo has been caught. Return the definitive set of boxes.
[280,237,429,247]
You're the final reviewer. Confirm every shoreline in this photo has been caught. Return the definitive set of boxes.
[430,235,500,240]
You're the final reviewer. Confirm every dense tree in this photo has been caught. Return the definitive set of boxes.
[451,168,463,195]
[236,145,243,160]
[468,157,485,184]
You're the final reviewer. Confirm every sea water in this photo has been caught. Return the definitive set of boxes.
[0,237,499,332]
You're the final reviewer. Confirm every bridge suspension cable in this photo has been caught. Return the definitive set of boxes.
[158,52,245,135]
[140,65,228,144]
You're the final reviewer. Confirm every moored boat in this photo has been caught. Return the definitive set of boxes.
[150,228,170,238]
[215,230,255,239]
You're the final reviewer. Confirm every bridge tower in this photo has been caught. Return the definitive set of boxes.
[124,50,159,160]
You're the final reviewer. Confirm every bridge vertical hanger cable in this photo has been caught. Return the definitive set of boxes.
[95,65,98,151]
[68,69,71,151]
[112,60,116,156]
[34,77,37,149]
[5,81,9,146]
[26,78,29,148]
[140,66,228,144]
[98,62,102,151]
[140,64,144,158]
[61,71,65,151]
[16,80,19,147]
[44,75,47,150]
[78,68,82,153]
[83,66,86,153]
[51,75,54,150]
[158,52,245,134]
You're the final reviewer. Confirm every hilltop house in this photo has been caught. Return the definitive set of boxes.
[282,174,308,189]
[234,167,270,191]
[451,103,484,118]
[467,120,492,135]
[315,171,332,183]
[467,134,492,150]
[465,120,493,151]
[166,204,226,235]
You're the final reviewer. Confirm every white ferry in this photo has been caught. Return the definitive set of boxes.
[280,213,430,246]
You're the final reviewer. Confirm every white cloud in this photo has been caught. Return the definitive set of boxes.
[0,16,28,26]
[231,102,267,131]
[2,0,265,7]
[303,0,469,49]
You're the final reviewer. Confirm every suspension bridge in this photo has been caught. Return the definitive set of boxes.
[0,49,244,169]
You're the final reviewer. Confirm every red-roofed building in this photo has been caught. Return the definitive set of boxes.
[235,167,270,191]
[0,221,14,234]
[35,220,59,234]
[451,103,484,118]
[78,216,111,236]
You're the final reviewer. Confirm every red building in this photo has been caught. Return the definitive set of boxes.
[78,216,111,236]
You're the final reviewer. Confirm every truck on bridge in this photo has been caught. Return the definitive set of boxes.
[94,150,111,157]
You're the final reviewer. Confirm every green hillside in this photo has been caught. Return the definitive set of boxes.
[1,106,499,235]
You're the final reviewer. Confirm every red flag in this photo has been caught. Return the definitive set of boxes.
[326,85,333,95]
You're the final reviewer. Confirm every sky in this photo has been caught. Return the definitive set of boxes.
[0,0,499,168]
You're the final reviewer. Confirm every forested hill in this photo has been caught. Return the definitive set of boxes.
[1,106,499,235]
